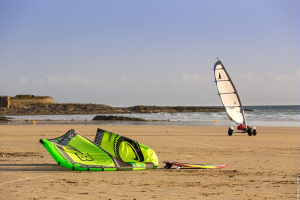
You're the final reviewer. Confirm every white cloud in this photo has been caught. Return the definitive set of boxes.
[203,74,213,81]
[121,75,133,83]
[266,71,297,81]
[18,76,28,85]
[46,74,93,86]
[33,78,46,86]
[244,70,299,83]
[182,73,190,81]
[243,73,254,79]
[40,78,46,85]
[182,73,201,83]
[63,74,81,86]
[267,72,272,78]
[192,73,201,82]
[17,77,48,87]
[97,80,107,86]
[115,75,133,83]
[242,73,262,81]
[82,77,92,86]
[46,75,61,85]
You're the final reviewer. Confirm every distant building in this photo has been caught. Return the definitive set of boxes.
[0,96,10,108]
[0,95,54,108]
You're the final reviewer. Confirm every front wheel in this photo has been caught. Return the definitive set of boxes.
[228,128,233,136]
[252,129,257,136]
[247,128,252,136]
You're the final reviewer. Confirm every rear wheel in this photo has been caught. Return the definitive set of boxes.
[247,128,252,136]
[228,128,233,136]
[252,129,257,136]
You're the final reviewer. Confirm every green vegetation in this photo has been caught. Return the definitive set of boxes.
[15,94,35,98]
[13,95,52,99]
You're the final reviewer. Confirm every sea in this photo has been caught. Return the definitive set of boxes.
[4,105,299,127]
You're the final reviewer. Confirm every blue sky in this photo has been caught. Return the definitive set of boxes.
[0,0,299,106]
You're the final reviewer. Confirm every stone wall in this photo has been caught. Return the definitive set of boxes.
[9,96,54,106]
[0,96,10,108]
[0,96,53,107]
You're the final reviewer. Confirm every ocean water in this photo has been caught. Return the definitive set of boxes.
[4,105,299,127]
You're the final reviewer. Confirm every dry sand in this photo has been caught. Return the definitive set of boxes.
[0,124,299,199]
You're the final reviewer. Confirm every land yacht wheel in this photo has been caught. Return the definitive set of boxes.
[228,127,233,136]
[247,128,252,136]
[252,129,257,136]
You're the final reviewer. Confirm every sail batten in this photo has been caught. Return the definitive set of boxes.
[219,92,237,95]
[213,60,247,126]
[214,80,231,83]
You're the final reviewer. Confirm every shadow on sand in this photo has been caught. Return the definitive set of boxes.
[0,163,69,171]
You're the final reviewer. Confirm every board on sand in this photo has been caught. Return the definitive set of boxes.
[163,161,228,169]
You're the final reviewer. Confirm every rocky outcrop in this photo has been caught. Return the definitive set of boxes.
[92,115,147,121]
[127,105,224,113]
[0,116,8,121]
[0,103,253,116]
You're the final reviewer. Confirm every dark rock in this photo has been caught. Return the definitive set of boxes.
[0,116,8,121]
[92,115,146,121]
[0,103,254,116]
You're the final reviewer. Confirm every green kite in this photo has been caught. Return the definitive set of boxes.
[40,128,158,171]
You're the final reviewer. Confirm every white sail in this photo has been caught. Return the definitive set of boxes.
[213,60,247,125]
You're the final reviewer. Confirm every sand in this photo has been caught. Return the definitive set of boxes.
[0,124,299,199]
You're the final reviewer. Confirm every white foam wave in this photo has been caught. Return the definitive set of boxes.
[5,106,300,127]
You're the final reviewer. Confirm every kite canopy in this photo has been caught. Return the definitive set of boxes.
[40,128,158,171]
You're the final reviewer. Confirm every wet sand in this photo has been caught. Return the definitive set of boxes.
[0,125,299,199]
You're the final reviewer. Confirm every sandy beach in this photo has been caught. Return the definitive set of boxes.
[0,124,299,199]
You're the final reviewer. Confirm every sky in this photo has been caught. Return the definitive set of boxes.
[0,0,299,107]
